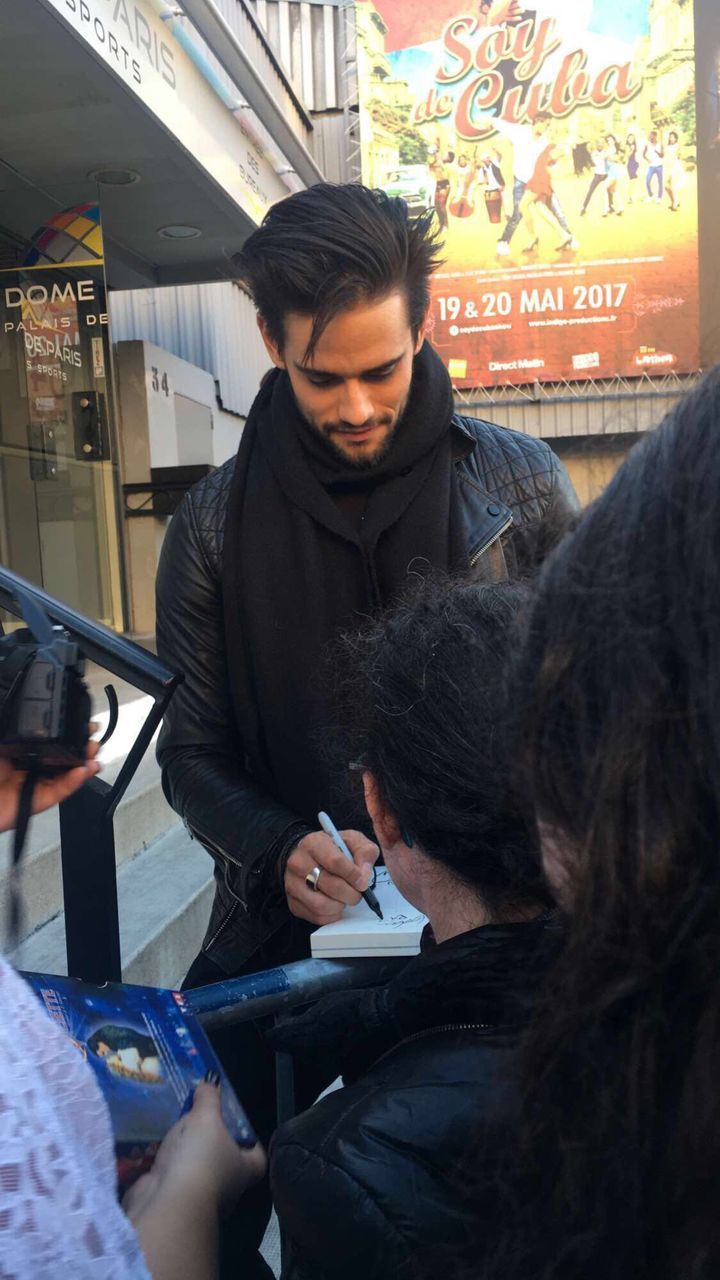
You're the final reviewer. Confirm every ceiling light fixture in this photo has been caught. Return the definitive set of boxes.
[157,224,202,240]
[88,168,140,186]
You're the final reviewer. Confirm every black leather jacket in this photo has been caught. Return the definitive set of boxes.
[156,416,578,973]
[269,916,558,1280]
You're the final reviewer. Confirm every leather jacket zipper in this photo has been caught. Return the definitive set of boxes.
[396,1022,492,1044]
[185,819,248,910]
[205,899,240,951]
[367,1022,494,1076]
[186,818,239,867]
[469,512,513,567]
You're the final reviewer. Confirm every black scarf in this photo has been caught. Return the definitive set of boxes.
[221,341,466,827]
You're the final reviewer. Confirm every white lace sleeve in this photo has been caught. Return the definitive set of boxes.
[0,955,151,1279]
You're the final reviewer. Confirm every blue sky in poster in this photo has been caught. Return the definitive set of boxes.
[589,0,648,41]
[387,1,648,88]
[388,47,435,95]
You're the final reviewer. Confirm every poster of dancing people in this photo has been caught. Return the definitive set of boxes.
[355,0,699,387]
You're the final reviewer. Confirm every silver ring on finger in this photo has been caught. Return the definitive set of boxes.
[305,865,322,892]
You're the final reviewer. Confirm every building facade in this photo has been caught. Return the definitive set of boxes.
[0,0,702,634]
[0,0,328,630]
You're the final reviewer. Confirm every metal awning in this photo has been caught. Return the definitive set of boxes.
[179,0,324,188]
[0,0,310,287]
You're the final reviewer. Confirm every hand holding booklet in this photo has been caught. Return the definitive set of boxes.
[25,972,256,1193]
[310,867,428,958]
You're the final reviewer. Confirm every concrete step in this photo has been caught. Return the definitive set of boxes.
[0,754,179,950]
[0,690,179,950]
[11,824,214,989]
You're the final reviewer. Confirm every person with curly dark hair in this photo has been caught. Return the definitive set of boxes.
[269,580,557,1280]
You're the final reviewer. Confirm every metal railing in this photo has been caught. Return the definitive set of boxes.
[0,566,183,984]
[186,955,405,1121]
[0,567,405,1126]
[186,956,402,1030]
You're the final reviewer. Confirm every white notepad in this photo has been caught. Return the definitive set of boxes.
[310,868,428,958]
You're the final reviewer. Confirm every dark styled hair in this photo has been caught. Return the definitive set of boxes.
[485,367,720,1279]
[340,579,551,920]
[234,182,443,361]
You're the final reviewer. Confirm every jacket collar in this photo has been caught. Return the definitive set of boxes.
[451,415,514,566]
[271,914,560,1089]
[450,413,478,460]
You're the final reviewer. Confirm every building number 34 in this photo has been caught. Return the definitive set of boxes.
[151,366,170,396]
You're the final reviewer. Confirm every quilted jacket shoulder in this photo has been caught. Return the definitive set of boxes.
[184,454,235,581]
[456,414,577,527]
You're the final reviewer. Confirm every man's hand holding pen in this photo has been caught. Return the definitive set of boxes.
[284,828,379,926]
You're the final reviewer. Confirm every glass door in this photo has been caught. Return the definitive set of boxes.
[0,206,124,629]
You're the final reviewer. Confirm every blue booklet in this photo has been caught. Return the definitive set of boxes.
[25,972,256,1192]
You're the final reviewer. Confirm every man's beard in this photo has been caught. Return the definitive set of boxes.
[302,391,410,471]
[314,420,399,470]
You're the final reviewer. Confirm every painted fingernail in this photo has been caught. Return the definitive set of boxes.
[203,1069,221,1086]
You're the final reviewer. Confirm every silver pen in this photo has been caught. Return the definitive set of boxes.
[317,811,384,921]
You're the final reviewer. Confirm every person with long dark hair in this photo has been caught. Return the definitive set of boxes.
[448,153,477,218]
[269,581,556,1280]
[580,138,608,214]
[603,133,625,215]
[482,366,720,1279]
[626,131,640,200]
[664,129,685,210]
[428,143,455,228]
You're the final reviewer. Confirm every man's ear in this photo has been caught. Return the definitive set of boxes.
[362,771,402,848]
[257,315,285,368]
[414,306,433,353]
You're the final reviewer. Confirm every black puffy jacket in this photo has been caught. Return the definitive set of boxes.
[269,915,559,1280]
[156,416,577,972]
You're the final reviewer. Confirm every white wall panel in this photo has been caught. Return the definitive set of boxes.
[208,0,311,138]
[248,0,348,112]
[110,283,270,419]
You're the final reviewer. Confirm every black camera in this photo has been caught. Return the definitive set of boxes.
[0,585,92,774]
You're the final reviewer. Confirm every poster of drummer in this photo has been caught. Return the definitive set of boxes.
[355,0,699,387]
